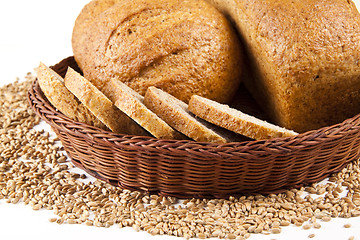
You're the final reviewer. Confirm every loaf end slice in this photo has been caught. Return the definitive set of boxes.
[189,95,298,140]
[144,87,241,143]
[36,62,106,130]
[102,79,186,139]
[64,67,150,136]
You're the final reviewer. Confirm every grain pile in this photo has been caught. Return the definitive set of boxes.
[1,75,360,239]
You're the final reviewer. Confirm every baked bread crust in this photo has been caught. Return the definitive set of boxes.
[102,80,186,139]
[64,67,149,136]
[36,62,106,130]
[72,0,243,103]
[72,0,122,72]
[206,0,360,132]
[189,95,298,140]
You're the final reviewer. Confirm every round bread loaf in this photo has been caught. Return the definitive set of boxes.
[72,0,243,103]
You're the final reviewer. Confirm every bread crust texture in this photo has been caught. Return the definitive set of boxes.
[72,0,243,104]
[206,0,360,132]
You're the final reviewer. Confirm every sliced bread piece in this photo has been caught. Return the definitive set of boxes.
[64,67,149,136]
[36,62,106,130]
[102,80,186,139]
[144,87,238,143]
[189,95,298,140]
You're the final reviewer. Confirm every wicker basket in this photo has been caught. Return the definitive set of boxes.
[28,56,360,198]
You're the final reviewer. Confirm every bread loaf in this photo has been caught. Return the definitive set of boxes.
[36,62,106,130]
[102,79,186,139]
[64,67,150,136]
[72,0,122,72]
[189,95,298,140]
[72,0,243,103]
[206,0,360,132]
[144,87,241,143]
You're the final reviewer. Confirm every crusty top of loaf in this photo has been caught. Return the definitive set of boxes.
[237,0,360,76]
[72,0,243,103]
[72,0,123,71]
[250,0,360,132]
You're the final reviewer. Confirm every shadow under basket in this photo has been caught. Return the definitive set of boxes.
[28,56,360,199]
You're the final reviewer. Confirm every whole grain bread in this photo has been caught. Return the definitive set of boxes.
[143,87,243,143]
[36,62,106,130]
[206,0,360,132]
[72,0,123,72]
[189,95,298,140]
[102,80,185,139]
[72,0,243,103]
[64,67,149,136]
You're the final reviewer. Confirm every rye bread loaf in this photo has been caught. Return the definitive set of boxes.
[102,80,185,139]
[64,67,149,136]
[143,87,243,143]
[72,0,243,103]
[206,0,360,132]
[189,95,298,140]
[36,62,106,129]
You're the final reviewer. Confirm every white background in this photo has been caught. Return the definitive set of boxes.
[1,0,360,239]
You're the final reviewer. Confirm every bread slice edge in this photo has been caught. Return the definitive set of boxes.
[102,79,186,139]
[36,62,106,129]
[144,87,233,143]
[189,95,298,140]
[64,67,149,136]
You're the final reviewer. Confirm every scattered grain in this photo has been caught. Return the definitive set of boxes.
[32,204,41,211]
[67,219,78,224]
[85,220,93,226]
[302,224,311,230]
[197,232,206,239]
[271,228,281,234]
[280,220,290,226]
[1,76,360,240]
[313,222,321,229]
[344,223,352,228]
[56,218,64,225]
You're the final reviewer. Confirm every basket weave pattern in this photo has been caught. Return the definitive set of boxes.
[28,56,360,198]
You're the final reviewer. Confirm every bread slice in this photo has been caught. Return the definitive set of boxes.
[144,87,240,143]
[189,95,298,140]
[36,62,106,130]
[102,79,185,139]
[64,67,149,136]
